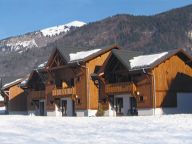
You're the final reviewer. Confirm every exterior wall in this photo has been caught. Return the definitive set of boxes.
[153,55,192,108]
[8,111,28,115]
[76,109,97,117]
[0,101,4,107]
[45,83,55,113]
[75,68,87,110]
[86,51,111,110]
[60,97,73,116]
[114,94,131,116]
[138,107,192,116]
[8,85,27,112]
[27,90,36,112]
[135,75,153,109]
[47,111,56,116]
[138,108,154,116]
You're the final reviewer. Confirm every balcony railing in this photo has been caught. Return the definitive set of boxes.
[105,82,136,95]
[52,87,76,97]
[31,90,45,100]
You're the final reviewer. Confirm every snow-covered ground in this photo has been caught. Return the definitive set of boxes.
[0,115,191,144]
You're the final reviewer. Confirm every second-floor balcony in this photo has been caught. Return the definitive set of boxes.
[31,90,45,100]
[105,82,136,95]
[52,87,76,97]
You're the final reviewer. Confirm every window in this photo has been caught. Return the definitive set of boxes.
[139,96,144,102]
[70,79,74,87]
[55,79,62,88]
[76,98,81,104]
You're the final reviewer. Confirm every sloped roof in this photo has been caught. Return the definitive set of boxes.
[20,68,47,88]
[108,48,192,71]
[112,49,143,70]
[2,78,23,90]
[46,45,119,67]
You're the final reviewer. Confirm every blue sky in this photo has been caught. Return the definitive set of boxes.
[0,0,192,39]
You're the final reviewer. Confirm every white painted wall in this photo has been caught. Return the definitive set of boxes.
[60,98,73,116]
[76,110,86,117]
[87,109,97,117]
[138,108,154,116]
[76,109,97,117]
[47,111,56,116]
[114,94,131,116]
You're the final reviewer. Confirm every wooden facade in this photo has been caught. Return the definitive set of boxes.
[99,49,192,116]
[1,80,28,114]
[24,45,119,116]
[3,47,192,116]
[153,54,192,108]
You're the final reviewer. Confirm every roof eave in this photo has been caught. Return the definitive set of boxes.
[82,45,120,63]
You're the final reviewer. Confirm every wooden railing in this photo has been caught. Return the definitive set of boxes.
[105,82,136,95]
[31,90,45,100]
[52,87,76,97]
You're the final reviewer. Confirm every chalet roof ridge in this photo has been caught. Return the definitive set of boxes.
[1,78,24,90]
[80,45,120,63]
[47,44,120,65]
[129,48,192,70]
[107,48,192,71]
[148,48,192,70]
[111,49,143,70]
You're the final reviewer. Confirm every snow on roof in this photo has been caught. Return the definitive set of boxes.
[69,49,101,62]
[41,21,86,37]
[129,52,168,69]
[2,78,22,89]
[38,61,47,69]
[20,77,29,86]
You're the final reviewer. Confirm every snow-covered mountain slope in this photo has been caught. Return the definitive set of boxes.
[41,21,86,37]
[6,39,38,53]
[0,21,86,53]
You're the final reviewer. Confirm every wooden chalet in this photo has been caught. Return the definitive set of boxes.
[98,49,192,116]
[24,45,119,116]
[22,69,47,116]
[1,78,28,114]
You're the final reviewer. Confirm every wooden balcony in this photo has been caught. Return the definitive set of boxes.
[52,87,76,97]
[31,90,45,100]
[105,82,136,95]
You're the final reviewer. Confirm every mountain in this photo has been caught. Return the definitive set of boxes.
[56,5,192,53]
[0,21,86,54]
[0,5,192,78]
[0,21,86,78]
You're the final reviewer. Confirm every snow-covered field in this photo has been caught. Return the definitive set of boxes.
[0,115,192,144]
